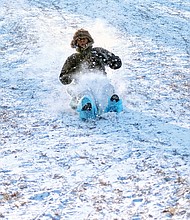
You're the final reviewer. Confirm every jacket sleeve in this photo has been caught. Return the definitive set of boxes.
[59,54,79,85]
[94,47,122,70]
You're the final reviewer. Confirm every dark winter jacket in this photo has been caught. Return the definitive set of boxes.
[60,28,122,85]
[59,46,122,85]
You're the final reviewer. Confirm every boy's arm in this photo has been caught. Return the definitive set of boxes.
[59,54,79,85]
[94,47,122,70]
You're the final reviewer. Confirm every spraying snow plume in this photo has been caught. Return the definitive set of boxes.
[67,69,120,112]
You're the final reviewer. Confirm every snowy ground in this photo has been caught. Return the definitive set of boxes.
[0,0,190,219]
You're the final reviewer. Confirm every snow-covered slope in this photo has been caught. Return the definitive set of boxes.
[0,0,190,219]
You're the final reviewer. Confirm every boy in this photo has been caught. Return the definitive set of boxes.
[59,29,123,119]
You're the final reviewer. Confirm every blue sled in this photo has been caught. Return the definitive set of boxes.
[77,96,98,120]
[105,98,123,113]
[77,95,123,120]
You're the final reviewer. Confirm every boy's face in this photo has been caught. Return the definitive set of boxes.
[77,37,88,48]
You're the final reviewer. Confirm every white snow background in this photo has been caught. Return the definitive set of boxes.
[0,0,190,219]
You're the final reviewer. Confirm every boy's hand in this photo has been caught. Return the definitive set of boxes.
[59,75,72,85]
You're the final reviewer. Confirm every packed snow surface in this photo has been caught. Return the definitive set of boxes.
[0,0,190,219]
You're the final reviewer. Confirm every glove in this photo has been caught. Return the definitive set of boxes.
[59,75,72,85]
[108,56,122,69]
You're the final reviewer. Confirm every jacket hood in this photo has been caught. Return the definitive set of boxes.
[70,29,94,50]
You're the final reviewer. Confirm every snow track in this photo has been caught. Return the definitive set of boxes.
[0,0,190,219]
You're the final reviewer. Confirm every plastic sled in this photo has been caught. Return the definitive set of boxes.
[105,95,123,113]
[77,96,98,120]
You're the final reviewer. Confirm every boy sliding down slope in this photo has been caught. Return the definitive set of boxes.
[59,28,123,120]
